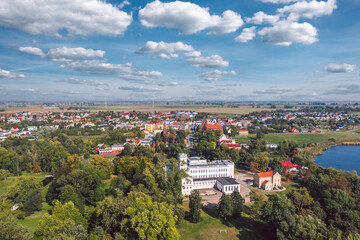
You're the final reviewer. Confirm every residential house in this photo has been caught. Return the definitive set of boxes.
[281,160,297,172]
[254,170,281,191]
[238,129,249,135]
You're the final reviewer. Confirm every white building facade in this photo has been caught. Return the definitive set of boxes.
[179,153,239,195]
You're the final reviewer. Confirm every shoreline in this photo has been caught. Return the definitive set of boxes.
[312,142,360,173]
[304,140,360,164]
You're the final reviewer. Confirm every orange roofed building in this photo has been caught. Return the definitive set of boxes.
[206,124,223,132]
[254,170,281,191]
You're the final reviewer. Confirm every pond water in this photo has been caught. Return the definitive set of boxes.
[315,145,360,173]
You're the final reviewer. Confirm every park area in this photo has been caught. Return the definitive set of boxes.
[178,201,267,240]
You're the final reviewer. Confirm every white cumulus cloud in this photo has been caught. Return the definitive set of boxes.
[46,47,105,61]
[118,0,130,9]
[62,60,163,82]
[118,86,162,92]
[245,12,280,25]
[139,0,243,35]
[259,0,297,3]
[158,53,179,59]
[235,27,257,43]
[136,41,194,54]
[258,21,318,46]
[56,78,109,86]
[0,0,132,37]
[19,46,105,61]
[325,63,356,73]
[18,47,45,57]
[200,70,236,81]
[19,88,35,92]
[0,68,25,79]
[187,55,229,68]
[184,51,202,57]
[277,0,337,20]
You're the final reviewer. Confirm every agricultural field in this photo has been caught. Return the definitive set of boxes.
[85,104,280,115]
[236,130,360,146]
[1,103,283,115]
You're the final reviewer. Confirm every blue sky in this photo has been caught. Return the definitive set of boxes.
[0,0,359,102]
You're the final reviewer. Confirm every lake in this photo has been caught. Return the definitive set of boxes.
[315,145,360,173]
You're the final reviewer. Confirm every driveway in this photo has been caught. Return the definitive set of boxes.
[234,172,254,203]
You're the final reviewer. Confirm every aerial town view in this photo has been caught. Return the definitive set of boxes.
[0,0,360,240]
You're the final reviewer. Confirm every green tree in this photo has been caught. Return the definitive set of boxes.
[66,154,83,171]
[35,201,85,238]
[59,184,84,213]
[218,194,233,220]
[23,189,43,216]
[188,190,202,223]
[87,156,113,179]
[0,169,10,180]
[107,174,131,198]
[0,147,19,175]
[0,211,32,240]
[90,196,129,236]
[7,177,42,203]
[262,195,296,228]
[121,193,179,240]
[231,190,245,218]
[277,214,328,240]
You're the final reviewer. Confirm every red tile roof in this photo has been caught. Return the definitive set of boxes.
[206,124,223,130]
[281,161,295,169]
[226,144,241,148]
[256,170,277,178]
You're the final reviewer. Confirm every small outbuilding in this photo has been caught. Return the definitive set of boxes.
[216,177,240,193]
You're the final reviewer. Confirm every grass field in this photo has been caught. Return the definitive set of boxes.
[0,173,48,232]
[177,201,266,240]
[0,173,47,197]
[19,202,52,232]
[177,207,266,240]
[236,130,360,146]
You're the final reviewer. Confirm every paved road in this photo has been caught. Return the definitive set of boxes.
[234,172,254,203]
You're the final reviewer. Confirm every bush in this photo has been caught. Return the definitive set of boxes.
[174,205,186,224]
[0,169,10,180]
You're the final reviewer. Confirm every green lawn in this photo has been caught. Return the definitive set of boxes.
[0,173,47,197]
[177,206,266,240]
[19,202,52,232]
[236,130,360,146]
[0,173,49,232]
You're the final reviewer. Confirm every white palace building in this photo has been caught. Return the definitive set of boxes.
[178,153,240,196]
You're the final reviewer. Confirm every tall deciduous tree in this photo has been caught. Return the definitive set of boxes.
[35,201,85,238]
[23,189,43,216]
[0,211,32,240]
[121,193,179,240]
[87,156,113,179]
[218,194,233,220]
[188,190,202,223]
[231,190,245,218]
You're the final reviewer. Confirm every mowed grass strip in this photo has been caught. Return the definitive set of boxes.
[236,130,360,146]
